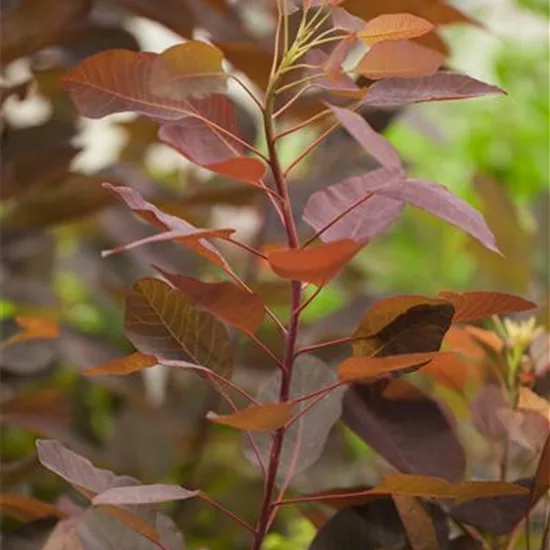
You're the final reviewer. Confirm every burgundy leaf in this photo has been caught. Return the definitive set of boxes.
[328,104,403,171]
[363,72,505,108]
[343,380,466,481]
[302,168,404,243]
[159,121,266,185]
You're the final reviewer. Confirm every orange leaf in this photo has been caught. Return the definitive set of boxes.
[83,352,157,376]
[1,316,59,348]
[438,291,537,323]
[215,42,273,90]
[359,13,434,45]
[463,325,504,352]
[517,388,550,425]
[156,267,265,334]
[338,352,439,382]
[393,495,439,550]
[207,402,292,431]
[419,352,471,392]
[267,240,361,286]
[281,474,528,507]
[0,493,65,522]
[355,39,444,80]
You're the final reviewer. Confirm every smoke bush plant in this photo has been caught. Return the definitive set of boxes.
[11,1,546,548]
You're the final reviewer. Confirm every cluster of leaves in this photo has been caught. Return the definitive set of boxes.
[1,0,548,549]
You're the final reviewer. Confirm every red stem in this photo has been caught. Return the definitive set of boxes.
[199,491,255,534]
[294,336,354,358]
[250,88,302,550]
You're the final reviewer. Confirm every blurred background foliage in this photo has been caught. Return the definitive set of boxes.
[0,0,548,548]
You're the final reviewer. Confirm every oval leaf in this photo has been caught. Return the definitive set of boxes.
[355,40,444,80]
[359,13,434,45]
[438,291,537,323]
[267,240,362,286]
[207,402,292,431]
[125,277,233,375]
[150,41,226,99]
[353,295,455,357]
[362,72,505,108]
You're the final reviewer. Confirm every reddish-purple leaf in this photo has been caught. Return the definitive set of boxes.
[92,484,197,506]
[376,178,500,252]
[328,104,403,171]
[159,121,266,185]
[302,168,404,243]
[104,184,235,271]
[343,380,466,481]
[246,355,346,481]
[362,72,505,108]
[36,440,138,498]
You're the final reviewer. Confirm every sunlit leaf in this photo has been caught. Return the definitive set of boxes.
[418,352,471,392]
[155,267,265,333]
[362,72,505,108]
[338,352,441,382]
[104,184,235,271]
[83,352,158,376]
[207,402,292,431]
[267,240,362,286]
[246,355,345,481]
[63,49,237,125]
[353,295,454,357]
[150,41,227,99]
[355,40,444,80]
[358,13,434,45]
[343,380,465,480]
[0,494,65,522]
[438,291,537,323]
[92,484,197,506]
[1,316,59,348]
[125,277,233,374]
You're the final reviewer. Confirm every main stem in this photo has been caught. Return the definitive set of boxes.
[250,92,302,550]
